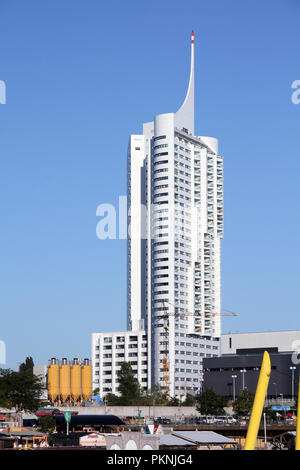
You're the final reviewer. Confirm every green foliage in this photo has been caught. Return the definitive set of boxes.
[147,384,169,405]
[37,415,56,434]
[19,357,34,374]
[105,392,121,405]
[166,394,197,407]
[232,390,255,416]
[93,387,100,396]
[117,362,141,405]
[167,396,180,406]
[182,393,197,406]
[196,388,227,415]
[0,357,44,411]
[263,405,277,422]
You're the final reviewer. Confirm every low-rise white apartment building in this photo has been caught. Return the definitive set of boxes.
[92,331,148,396]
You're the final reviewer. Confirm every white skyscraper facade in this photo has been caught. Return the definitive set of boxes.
[127,32,223,398]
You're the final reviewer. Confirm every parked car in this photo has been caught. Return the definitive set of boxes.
[154,417,171,425]
[214,416,228,425]
[227,416,238,425]
[202,415,215,424]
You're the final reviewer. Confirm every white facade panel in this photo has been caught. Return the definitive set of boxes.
[222,331,300,355]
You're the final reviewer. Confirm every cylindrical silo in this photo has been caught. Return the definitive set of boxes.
[59,358,71,403]
[48,358,60,403]
[81,358,92,401]
[71,358,82,403]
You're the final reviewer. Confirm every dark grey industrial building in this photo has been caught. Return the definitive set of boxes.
[203,350,299,399]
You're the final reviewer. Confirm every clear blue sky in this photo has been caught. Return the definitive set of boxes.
[0,0,299,369]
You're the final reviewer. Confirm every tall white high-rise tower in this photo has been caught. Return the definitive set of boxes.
[127,32,223,398]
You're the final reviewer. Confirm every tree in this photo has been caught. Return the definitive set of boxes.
[196,388,227,415]
[38,416,56,434]
[167,396,180,407]
[182,393,197,406]
[93,387,100,396]
[117,362,141,405]
[105,392,121,405]
[263,405,277,423]
[19,357,34,374]
[149,384,169,405]
[0,359,44,412]
[232,390,255,416]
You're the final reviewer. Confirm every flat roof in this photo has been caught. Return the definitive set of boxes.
[159,434,197,447]
[223,330,300,336]
[172,431,236,445]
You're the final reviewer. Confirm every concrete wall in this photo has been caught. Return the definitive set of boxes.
[59,405,198,419]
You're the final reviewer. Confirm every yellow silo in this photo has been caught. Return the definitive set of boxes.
[81,358,92,401]
[59,358,71,403]
[48,358,60,403]
[71,358,82,403]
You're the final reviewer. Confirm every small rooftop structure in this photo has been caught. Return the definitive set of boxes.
[160,431,237,450]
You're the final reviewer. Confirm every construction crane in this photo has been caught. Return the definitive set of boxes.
[212,311,237,317]
[153,301,237,391]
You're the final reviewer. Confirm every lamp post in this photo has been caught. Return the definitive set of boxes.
[232,375,237,401]
[273,382,277,400]
[240,369,246,391]
[279,393,283,407]
[290,366,296,400]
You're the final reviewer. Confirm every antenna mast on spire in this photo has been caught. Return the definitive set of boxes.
[175,31,195,135]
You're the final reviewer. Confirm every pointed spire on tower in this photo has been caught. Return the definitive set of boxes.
[175,31,195,135]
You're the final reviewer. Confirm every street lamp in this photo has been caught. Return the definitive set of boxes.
[273,382,277,399]
[290,366,296,400]
[232,375,237,401]
[279,393,283,407]
[240,369,246,391]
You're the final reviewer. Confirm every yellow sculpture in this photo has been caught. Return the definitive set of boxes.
[244,351,271,450]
